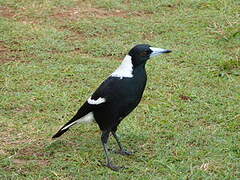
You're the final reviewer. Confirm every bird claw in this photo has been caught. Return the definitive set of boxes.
[114,149,134,156]
[107,162,124,171]
[101,161,124,171]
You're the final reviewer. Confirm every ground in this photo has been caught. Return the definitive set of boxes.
[0,0,239,179]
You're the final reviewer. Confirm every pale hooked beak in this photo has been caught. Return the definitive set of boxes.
[149,47,172,58]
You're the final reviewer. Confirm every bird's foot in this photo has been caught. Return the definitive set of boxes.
[114,149,134,156]
[103,161,124,171]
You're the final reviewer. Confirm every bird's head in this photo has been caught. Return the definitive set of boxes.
[128,44,172,67]
[111,44,172,79]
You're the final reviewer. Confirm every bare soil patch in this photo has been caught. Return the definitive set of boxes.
[0,41,16,63]
[12,158,49,166]
[0,41,27,63]
[0,6,16,18]
[179,95,193,101]
[53,7,148,20]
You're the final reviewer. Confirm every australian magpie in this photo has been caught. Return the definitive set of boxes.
[52,44,171,171]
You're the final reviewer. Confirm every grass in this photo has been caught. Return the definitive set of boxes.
[0,0,239,179]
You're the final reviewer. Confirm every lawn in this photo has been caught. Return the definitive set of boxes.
[0,0,239,179]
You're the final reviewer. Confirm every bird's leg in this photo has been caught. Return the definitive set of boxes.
[111,131,133,156]
[101,130,122,171]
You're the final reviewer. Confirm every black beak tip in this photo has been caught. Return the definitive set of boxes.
[165,50,172,53]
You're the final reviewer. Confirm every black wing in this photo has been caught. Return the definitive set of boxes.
[52,77,119,138]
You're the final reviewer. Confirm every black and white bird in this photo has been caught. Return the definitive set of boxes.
[52,44,171,171]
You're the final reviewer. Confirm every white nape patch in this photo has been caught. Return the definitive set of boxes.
[61,112,94,130]
[87,97,106,105]
[111,55,133,79]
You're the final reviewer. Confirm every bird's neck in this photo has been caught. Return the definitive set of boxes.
[133,62,146,74]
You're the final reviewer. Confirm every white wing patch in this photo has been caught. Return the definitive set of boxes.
[62,112,94,130]
[111,55,133,79]
[87,97,106,105]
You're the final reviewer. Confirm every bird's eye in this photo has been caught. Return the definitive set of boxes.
[140,51,148,56]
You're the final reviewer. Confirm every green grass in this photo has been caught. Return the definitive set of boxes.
[0,0,239,179]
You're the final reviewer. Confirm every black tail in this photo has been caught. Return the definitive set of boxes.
[52,128,69,138]
[52,102,92,139]
[52,118,78,139]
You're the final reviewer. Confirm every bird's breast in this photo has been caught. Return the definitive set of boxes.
[117,73,147,109]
